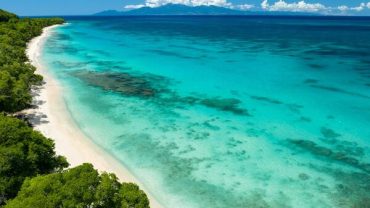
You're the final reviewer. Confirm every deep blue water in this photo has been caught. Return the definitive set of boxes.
[42,16,370,208]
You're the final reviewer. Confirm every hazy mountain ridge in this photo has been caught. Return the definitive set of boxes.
[95,4,247,15]
[94,4,315,16]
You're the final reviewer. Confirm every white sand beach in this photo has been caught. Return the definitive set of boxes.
[25,25,162,208]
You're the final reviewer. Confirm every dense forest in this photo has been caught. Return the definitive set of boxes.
[0,9,150,207]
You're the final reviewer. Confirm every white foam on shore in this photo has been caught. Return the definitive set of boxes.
[25,24,162,208]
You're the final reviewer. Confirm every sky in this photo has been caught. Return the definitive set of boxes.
[1,0,370,16]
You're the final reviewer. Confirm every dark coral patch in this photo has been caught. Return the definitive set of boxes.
[288,139,370,173]
[310,84,370,99]
[146,49,201,59]
[298,173,310,181]
[250,96,283,105]
[72,71,166,97]
[52,61,88,68]
[300,116,311,122]
[321,127,341,139]
[323,168,370,208]
[72,70,250,116]
[177,96,250,116]
[303,79,318,84]
[304,47,370,58]
[54,33,71,41]
[287,104,303,114]
[200,98,249,116]
[308,63,325,69]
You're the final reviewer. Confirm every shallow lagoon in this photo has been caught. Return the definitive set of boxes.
[42,16,370,208]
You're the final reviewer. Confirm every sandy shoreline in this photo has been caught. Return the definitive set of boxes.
[25,25,162,208]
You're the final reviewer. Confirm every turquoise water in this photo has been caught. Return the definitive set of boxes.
[42,16,370,208]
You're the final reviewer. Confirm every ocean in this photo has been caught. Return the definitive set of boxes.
[41,16,370,208]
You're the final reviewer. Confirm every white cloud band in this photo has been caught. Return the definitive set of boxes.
[124,0,370,14]
[132,0,232,8]
[235,4,255,10]
[337,2,370,12]
[124,4,146,9]
[261,0,326,12]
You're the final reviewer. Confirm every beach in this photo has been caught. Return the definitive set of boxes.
[25,25,162,208]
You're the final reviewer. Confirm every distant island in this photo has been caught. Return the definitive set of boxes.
[94,3,314,16]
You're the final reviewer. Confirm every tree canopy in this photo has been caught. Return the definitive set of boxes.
[0,9,64,112]
[0,10,69,204]
[5,163,150,208]
[0,114,68,203]
[0,10,17,22]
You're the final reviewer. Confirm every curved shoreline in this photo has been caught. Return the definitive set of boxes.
[25,24,162,208]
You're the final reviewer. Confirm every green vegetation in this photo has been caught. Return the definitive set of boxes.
[0,10,63,112]
[0,9,150,207]
[5,164,149,208]
[0,10,17,22]
[0,114,68,202]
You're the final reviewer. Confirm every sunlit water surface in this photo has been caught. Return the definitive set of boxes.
[42,16,370,208]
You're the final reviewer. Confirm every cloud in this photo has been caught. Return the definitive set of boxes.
[124,4,146,9]
[136,0,231,8]
[124,0,370,14]
[261,0,269,10]
[261,0,326,12]
[232,4,255,10]
[337,2,370,13]
[125,0,255,10]
[351,2,366,11]
[337,5,349,12]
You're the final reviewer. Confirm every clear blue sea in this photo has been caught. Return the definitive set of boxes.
[41,16,370,208]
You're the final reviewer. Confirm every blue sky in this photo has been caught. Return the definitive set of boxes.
[1,0,370,15]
